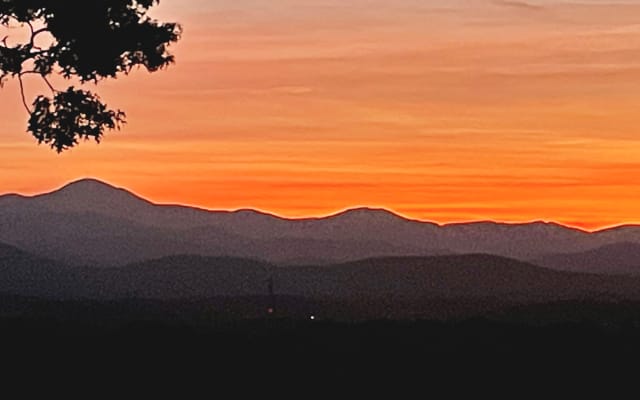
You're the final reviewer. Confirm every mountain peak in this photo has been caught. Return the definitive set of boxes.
[329,207,408,222]
[57,178,120,193]
[31,178,153,214]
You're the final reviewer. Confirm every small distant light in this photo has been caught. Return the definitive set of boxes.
[310,315,315,320]
[267,308,274,314]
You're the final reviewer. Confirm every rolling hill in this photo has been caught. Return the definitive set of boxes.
[0,242,85,298]
[1,245,639,319]
[535,242,640,276]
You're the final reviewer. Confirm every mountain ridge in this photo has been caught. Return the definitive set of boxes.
[2,178,640,268]
[0,178,614,232]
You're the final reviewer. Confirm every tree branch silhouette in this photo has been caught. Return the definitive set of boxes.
[17,72,30,113]
[0,0,181,152]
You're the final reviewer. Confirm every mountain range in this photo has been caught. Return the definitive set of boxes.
[2,179,640,319]
[1,178,639,271]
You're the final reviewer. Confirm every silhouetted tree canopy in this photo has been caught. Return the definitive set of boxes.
[0,0,181,152]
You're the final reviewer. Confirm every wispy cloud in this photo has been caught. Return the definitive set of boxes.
[493,0,544,11]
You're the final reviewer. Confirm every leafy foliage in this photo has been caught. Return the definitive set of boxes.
[0,0,181,152]
[29,88,126,152]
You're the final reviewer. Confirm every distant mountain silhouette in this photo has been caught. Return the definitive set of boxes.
[0,180,446,265]
[8,179,220,229]
[439,220,592,259]
[535,242,640,276]
[2,178,640,268]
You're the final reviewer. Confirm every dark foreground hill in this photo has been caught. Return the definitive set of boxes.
[276,254,639,300]
[3,248,640,320]
[1,247,640,389]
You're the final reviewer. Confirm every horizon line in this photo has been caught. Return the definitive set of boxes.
[2,176,638,234]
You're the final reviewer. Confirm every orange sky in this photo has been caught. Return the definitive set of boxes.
[2,0,640,230]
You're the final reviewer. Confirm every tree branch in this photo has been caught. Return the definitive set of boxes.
[26,20,50,50]
[25,20,34,36]
[17,73,31,114]
[18,70,58,93]
[2,1,181,152]
[41,74,56,93]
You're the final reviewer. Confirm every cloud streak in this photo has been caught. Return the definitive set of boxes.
[493,0,544,11]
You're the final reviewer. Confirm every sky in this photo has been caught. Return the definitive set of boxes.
[1,0,640,230]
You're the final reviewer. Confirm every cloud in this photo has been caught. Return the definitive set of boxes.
[493,0,544,11]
